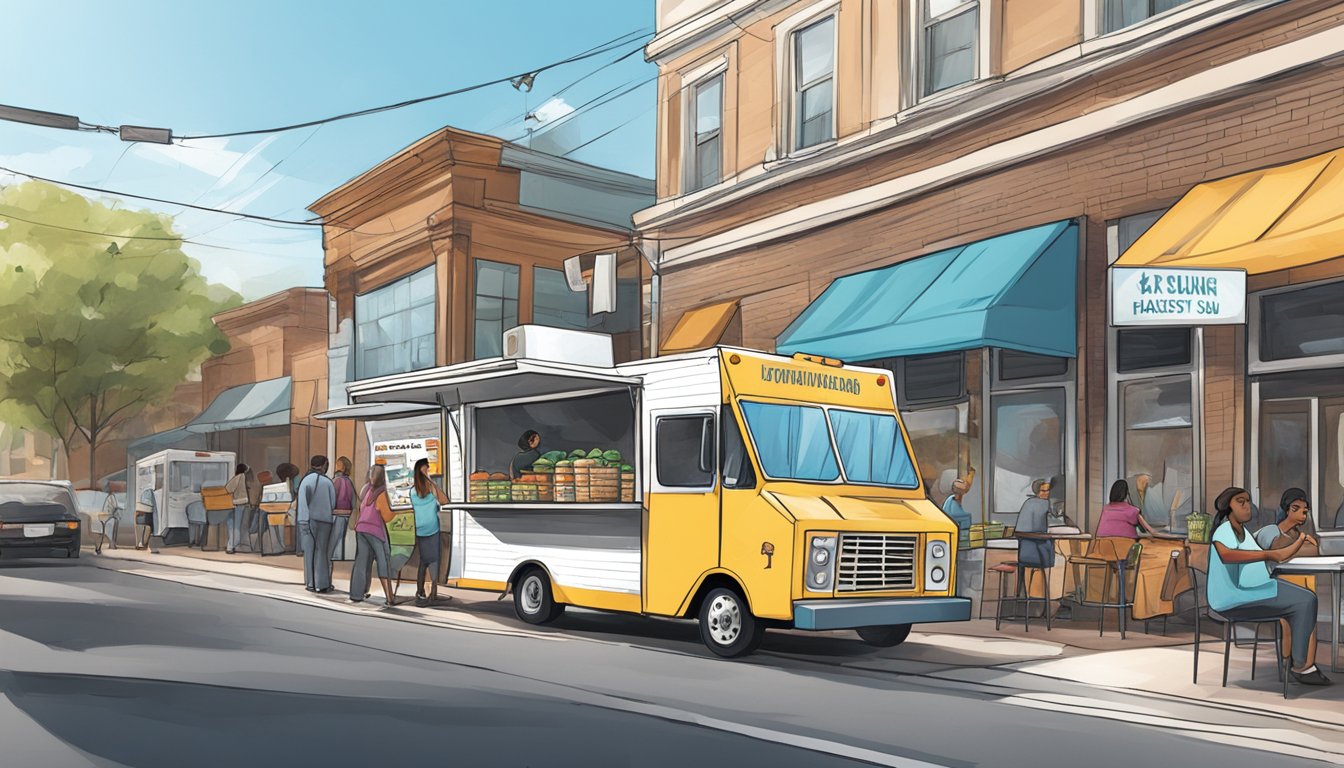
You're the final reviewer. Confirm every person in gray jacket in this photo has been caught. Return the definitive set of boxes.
[297,455,337,593]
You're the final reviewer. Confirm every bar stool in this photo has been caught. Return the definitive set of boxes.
[993,561,1053,632]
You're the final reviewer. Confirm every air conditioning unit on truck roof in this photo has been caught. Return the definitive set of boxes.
[502,325,614,368]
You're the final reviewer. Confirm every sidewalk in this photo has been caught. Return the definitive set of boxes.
[88,541,1344,731]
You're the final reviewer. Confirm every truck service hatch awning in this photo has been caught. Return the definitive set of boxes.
[347,358,640,408]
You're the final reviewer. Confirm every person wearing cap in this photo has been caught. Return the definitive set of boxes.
[1014,479,1056,568]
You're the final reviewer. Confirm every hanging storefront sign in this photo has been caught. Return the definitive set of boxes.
[372,437,441,509]
[1110,267,1246,326]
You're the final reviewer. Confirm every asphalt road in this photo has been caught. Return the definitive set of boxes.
[0,557,1336,768]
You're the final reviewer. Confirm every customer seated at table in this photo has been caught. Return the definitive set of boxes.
[1255,488,1321,556]
[1097,479,1176,540]
[1014,480,1056,568]
[1208,486,1329,685]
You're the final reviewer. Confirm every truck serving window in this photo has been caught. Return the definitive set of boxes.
[656,415,716,488]
[738,402,840,482]
[828,410,919,488]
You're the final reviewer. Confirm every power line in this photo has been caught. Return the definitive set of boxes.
[176,29,653,140]
[511,75,657,143]
[562,104,656,158]
[0,163,322,227]
[485,43,650,135]
[0,210,315,260]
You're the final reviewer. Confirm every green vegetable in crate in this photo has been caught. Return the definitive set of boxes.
[569,449,587,458]
[555,459,573,468]
[541,450,567,463]
[533,457,554,467]
[602,450,622,463]
[620,464,633,472]
[586,448,604,459]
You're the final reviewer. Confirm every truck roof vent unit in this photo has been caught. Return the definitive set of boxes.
[502,325,614,368]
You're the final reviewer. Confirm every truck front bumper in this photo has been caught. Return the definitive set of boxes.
[792,596,971,630]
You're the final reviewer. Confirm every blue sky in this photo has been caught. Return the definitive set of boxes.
[0,0,656,298]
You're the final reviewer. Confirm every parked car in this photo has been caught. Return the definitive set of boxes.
[74,489,121,553]
[0,480,82,558]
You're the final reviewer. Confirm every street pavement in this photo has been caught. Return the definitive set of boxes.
[1,556,1342,768]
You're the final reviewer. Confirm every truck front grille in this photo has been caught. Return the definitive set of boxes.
[837,533,918,592]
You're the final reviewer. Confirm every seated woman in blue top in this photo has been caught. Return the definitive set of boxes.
[1207,487,1329,685]
[410,458,450,607]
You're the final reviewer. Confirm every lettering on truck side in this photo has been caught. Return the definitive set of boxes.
[759,365,862,394]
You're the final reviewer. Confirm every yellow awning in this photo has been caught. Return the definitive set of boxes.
[661,300,738,354]
[1116,147,1344,274]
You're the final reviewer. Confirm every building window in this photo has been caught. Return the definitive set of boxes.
[687,72,723,192]
[990,389,1066,524]
[998,350,1069,382]
[1121,377,1194,529]
[921,0,978,97]
[354,265,436,379]
[792,15,835,151]
[1101,0,1194,34]
[473,260,519,359]
[1259,280,1344,363]
[1117,328,1192,372]
[532,267,588,331]
[900,352,964,405]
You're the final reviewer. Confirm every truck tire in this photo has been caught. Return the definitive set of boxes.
[514,568,564,625]
[857,624,911,647]
[698,587,764,658]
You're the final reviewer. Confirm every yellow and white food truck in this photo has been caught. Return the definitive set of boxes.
[345,326,969,657]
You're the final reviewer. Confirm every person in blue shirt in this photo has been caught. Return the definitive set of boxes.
[410,458,450,607]
[939,470,973,547]
[1207,486,1328,685]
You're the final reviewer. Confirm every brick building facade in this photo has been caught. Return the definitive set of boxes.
[637,0,1344,539]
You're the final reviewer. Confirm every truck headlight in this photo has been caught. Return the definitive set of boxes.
[925,536,951,590]
[807,534,837,592]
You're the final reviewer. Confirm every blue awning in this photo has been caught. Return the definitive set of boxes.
[187,377,292,433]
[777,220,1078,359]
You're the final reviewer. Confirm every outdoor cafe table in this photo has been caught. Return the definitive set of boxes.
[1273,555,1344,672]
[1059,536,1193,624]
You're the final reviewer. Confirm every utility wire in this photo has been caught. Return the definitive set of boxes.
[0,163,322,227]
[175,29,653,140]
[0,210,315,259]
[511,75,657,143]
[485,43,650,135]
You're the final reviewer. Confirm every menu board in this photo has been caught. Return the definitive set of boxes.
[373,437,440,510]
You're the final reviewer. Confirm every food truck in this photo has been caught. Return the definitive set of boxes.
[134,449,235,544]
[344,326,969,657]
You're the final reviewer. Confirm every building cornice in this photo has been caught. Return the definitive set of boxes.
[636,0,1289,233]
[653,20,1344,269]
[212,287,328,331]
[646,0,793,62]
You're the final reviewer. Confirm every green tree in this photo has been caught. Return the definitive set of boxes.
[0,180,241,485]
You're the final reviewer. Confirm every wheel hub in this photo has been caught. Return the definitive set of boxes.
[707,594,742,645]
[521,576,543,614]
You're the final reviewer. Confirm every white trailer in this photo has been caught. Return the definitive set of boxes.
[134,449,235,542]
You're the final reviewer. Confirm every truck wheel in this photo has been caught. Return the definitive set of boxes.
[857,624,911,647]
[514,568,564,625]
[698,587,764,658]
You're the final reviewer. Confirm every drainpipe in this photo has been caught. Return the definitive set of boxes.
[637,237,662,358]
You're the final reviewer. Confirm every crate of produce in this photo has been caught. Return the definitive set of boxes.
[587,466,621,502]
[486,473,512,503]
[553,459,575,502]
[511,482,539,502]
[468,471,491,503]
[619,466,635,503]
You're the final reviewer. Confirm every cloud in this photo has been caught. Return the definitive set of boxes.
[0,145,96,181]
[135,136,277,183]
[530,97,575,125]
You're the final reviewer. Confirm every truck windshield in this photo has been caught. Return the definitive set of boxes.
[739,402,840,482]
[828,410,919,488]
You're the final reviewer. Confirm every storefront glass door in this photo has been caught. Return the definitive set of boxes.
[1255,383,1344,534]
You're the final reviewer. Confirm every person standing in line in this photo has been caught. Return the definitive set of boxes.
[273,463,300,556]
[939,469,974,547]
[1208,487,1329,685]
[410,458,450,607]
[350,464,397,606]
[330,456,357,564]
[224,463,250,555]
[296,456,337,593]
[244,465,263,549]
